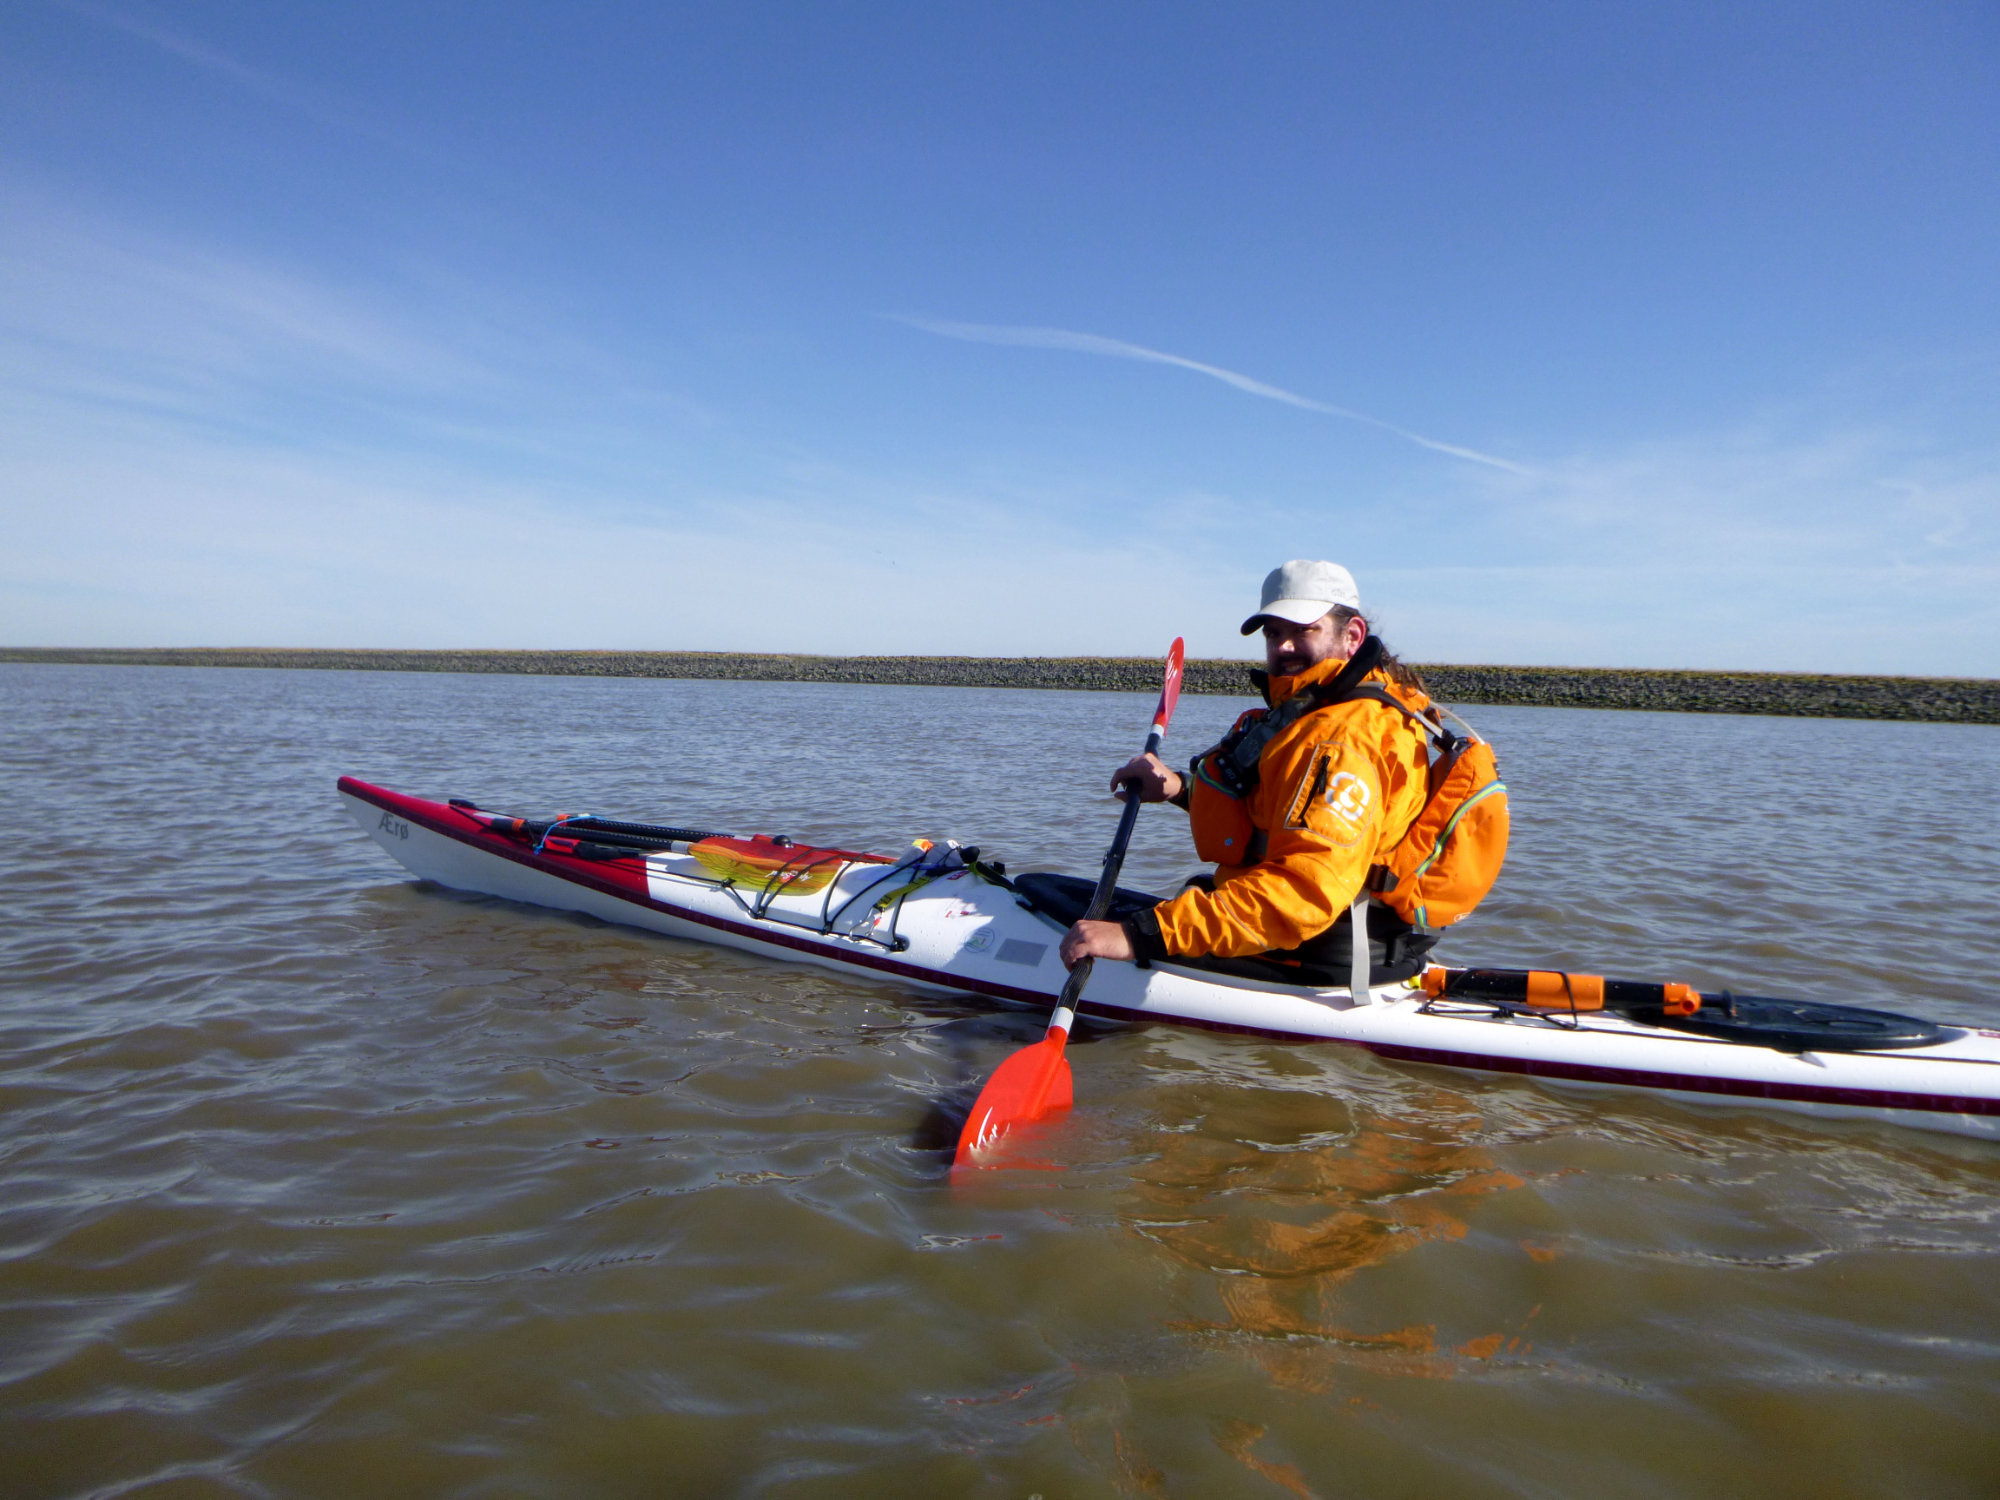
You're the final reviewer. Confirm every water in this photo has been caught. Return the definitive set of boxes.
[3,663,1999,1499]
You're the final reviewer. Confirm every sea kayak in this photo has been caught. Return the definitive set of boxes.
[337,776,2000,1143]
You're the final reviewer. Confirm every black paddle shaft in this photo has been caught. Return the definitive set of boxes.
[1055,725,1167,1014]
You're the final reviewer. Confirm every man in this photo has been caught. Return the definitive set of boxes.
[1058,559,1437,979]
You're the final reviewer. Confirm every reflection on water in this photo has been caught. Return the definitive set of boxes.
[1135,1082,1527,1370]
[3,664,2000,1498]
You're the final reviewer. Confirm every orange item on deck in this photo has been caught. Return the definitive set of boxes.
[689,835,880,896]
[1418,966,1703,1018]
[1416,967,1604,1009]
[1524,971,1605,1009]
[1658,983,1701,1017]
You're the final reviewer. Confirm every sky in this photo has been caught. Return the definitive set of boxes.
[1,2,1996,673]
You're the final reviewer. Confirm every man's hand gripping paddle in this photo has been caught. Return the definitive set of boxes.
[954,638,1186,1170]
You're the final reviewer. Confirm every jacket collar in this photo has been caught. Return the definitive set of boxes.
[1250,633,1387,708]
[1266,653,1357,707]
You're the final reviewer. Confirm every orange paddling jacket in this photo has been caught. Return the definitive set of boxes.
[1134,647,1433,960]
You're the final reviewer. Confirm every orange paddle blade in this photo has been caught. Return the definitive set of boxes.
[952,1031,1074,1169]
[953,637,1181,1173]
[1155,637,1185,738]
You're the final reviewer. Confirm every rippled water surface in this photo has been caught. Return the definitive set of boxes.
[4,664,2000,1498]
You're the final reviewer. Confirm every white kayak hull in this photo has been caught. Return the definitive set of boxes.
[338,778,2000,1143]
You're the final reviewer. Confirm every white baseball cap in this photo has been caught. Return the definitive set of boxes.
[1240,559,1362,635]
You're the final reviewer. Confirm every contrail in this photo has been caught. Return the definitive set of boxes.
[62,1,425,155]
[893,316,1531,476]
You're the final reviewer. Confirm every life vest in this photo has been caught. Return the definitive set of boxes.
[1187,639,1509,931]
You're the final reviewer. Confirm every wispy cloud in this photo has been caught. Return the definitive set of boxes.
[1526,422,2000,570]
[892,316,1534,476]
[67,2,288,97]
[5,187,1991,670]
[0,201,487,405]
[0,194,732,503]
[0,387,1240,657]
[59,1,430,155]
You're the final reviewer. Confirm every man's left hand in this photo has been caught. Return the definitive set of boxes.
[1060,919,1134,969]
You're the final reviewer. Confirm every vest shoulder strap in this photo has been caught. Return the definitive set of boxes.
[1333,684,1454,747]
[1208,637,1389,790]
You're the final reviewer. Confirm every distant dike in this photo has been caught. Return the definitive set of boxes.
[4,647,1995,724]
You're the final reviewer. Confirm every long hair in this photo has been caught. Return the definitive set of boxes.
[1330,606,1426,695]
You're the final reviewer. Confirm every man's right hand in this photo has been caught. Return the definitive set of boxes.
[1111,752,1184,804]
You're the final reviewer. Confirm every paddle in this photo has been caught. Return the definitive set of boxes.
[953,638,1186,1169]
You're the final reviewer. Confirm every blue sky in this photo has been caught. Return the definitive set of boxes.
[2,2,1996,672]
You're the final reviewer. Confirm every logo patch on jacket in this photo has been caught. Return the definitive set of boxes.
[1282,742,1377,847]
[1323,770,1373,837]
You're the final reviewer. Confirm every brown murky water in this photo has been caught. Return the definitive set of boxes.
[3,664,1999,1498]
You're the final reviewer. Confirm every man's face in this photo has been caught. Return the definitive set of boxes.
[1262,611,1362,677]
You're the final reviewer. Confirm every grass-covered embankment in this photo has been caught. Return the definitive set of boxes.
[3,647,1994,724]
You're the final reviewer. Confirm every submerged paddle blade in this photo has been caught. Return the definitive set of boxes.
[953,1032,1074,1169]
